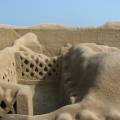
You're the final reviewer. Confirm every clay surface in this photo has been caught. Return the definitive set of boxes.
[1,23,120,120]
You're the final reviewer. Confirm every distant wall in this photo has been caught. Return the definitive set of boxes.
[15,28,120,56]
[0,27,120,56]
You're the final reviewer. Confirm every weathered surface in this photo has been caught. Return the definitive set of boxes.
[0,33,62,117]
[14,28,120,56]
[1,23,120,56]
[1,24,120,119]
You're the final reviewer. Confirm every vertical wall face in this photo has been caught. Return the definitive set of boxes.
[0,26,120,56]
[14,49,62,115]
[14,28,120,56]
[32,83,60,115]
[0,28,19,50]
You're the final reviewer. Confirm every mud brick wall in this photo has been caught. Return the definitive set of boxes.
[0,27,120,56]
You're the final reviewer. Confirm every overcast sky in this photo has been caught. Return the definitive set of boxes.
[0,0,120,26]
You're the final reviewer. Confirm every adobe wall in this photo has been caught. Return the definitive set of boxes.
[14,28,120,56]
[0,26,120,56]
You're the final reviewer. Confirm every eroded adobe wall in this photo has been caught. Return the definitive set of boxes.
[14,28,120,56]
[0,28,19,49]
[0,26,120,56]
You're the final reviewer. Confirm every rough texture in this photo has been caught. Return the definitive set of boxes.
[0,33,62,117]
[1,23,120,120]
[1,23,120,56]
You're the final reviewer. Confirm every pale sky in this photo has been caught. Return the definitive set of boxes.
[0,0,120,26]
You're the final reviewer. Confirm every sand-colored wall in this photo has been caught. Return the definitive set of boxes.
[14,28,120,56]
[0,26,120,56]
